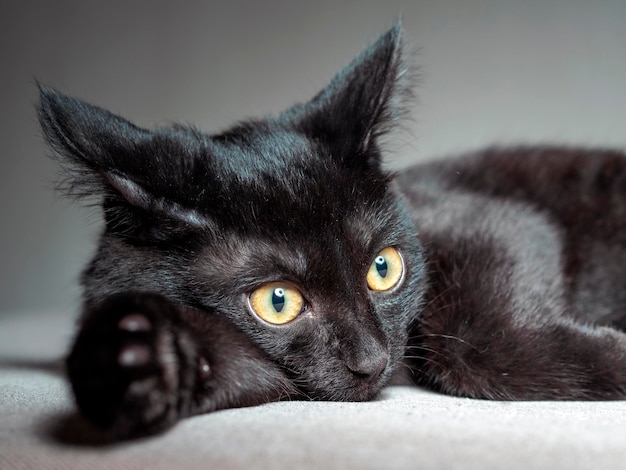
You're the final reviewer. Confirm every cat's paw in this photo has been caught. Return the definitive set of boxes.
[66,293,205,439]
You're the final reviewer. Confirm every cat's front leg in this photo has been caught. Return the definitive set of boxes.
[410,315,626,400]
[67,292,293,439]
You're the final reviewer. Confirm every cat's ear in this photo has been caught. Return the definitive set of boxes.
[38,85,206,236]
[38,85,152,204]
[289,23,413,166]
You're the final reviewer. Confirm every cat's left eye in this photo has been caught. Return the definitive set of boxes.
[367,247,404,291]
[249,282,304,325]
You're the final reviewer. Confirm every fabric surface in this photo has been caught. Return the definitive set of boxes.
[1,310,625,470]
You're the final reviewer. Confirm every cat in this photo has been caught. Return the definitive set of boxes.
[38,23,626,440]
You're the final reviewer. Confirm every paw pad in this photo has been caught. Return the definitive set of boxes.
[118,313,151,332]
[118,344,152,367]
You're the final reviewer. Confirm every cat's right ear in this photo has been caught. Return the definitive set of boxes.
[286,23,414,168]
[37,84,153,205]
[40,85,222,242]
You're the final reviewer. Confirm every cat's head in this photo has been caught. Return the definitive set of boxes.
[39,24,425,401]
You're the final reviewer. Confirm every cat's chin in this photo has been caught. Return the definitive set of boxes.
[348,384,385,402]
[338,380,387,402]
[303,370,390,403]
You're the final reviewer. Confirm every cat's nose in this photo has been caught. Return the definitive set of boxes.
[348,353,388,383]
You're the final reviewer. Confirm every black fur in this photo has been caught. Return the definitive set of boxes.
[38,24,626,439]
[399,147,626,399]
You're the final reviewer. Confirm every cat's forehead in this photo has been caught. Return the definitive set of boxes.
[195,188,404,290]
[205,163,391,240]
[202,173,401,262]
[208,122,317,182]
[191,124,391,228]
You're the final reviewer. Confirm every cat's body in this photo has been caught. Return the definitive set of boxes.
[38,25,626,439]
[400,146,626,399]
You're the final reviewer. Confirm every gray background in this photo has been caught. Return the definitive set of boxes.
[2,0,625,316]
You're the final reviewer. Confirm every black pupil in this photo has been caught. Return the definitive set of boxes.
[272,288,285,312]
[375,256,388,278]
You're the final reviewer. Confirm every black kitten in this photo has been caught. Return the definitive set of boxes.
[39,24,626,440]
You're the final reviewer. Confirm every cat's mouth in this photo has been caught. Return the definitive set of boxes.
[345,359,389,398]
[293,361,392,402]
[340,370,390,402]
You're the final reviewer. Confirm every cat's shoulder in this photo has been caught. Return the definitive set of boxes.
[396,144,626,196]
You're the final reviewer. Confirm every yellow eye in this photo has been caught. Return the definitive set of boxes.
[367,247,404,291]
[249,282,304,325]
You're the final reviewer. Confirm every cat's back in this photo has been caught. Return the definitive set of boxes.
[396,145,626,328]
[397,145,626,236]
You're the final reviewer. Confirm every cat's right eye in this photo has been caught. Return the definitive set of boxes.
[248,282,304,325]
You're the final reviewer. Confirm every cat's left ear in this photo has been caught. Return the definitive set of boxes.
[288,23,412,166]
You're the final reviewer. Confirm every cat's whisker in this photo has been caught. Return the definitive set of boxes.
[395,360,418,378]
[407,290,457,330]
[409,333,479,351]
[401,354,445,371]
[424,284,457,309]
[272,382,297,402]
[423,302,459,317]
[413,298,460,325]
[287,375,317,401]
[405,344,448,359]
